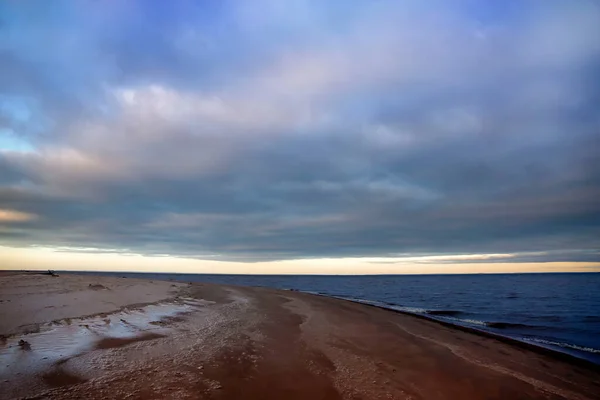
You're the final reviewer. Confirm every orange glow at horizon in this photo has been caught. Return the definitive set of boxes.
[1,246,599,275]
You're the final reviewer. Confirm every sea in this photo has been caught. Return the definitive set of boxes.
[79,272,600,365]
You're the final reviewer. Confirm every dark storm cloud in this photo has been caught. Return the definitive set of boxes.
[0,0,599,263]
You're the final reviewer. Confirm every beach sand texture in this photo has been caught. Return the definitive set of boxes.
[1,272,599,399]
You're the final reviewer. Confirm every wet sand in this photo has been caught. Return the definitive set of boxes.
[1,272,599,399]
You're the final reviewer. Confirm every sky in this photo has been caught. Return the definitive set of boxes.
[1,0,599,274]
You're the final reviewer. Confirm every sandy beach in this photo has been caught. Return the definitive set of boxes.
[0,272,599,399]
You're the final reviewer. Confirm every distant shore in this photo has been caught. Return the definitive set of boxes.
[1,271,599,399]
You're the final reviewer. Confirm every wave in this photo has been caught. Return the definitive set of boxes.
[426,310,464,316]
[336,297,391,308]
[523,338,600,354]
[429,314,488,327]
[425,316,549,331]
[423,315,551,331]
[348,302,556,332]
[456,318,488,327]
[389,305,428,314]
[485,322,539,329]
[336,297,428,314]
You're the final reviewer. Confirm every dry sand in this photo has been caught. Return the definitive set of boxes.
[0,272,599,400]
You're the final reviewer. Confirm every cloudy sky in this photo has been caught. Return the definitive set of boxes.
[1,0,599,273]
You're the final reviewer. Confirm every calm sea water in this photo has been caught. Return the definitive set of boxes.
[80,272,600,364]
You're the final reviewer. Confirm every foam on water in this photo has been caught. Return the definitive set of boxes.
[523,337,600,354]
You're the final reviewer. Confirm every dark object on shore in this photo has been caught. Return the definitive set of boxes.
[18,340,31,350]
[47,270,59,277]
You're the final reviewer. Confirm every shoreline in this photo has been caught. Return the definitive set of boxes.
[56,269,600,369]
[325,294,600,371]
[37,269,600,369]
[1,271,599,399]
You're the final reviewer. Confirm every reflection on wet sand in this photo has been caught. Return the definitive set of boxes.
[1,299,207,387]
